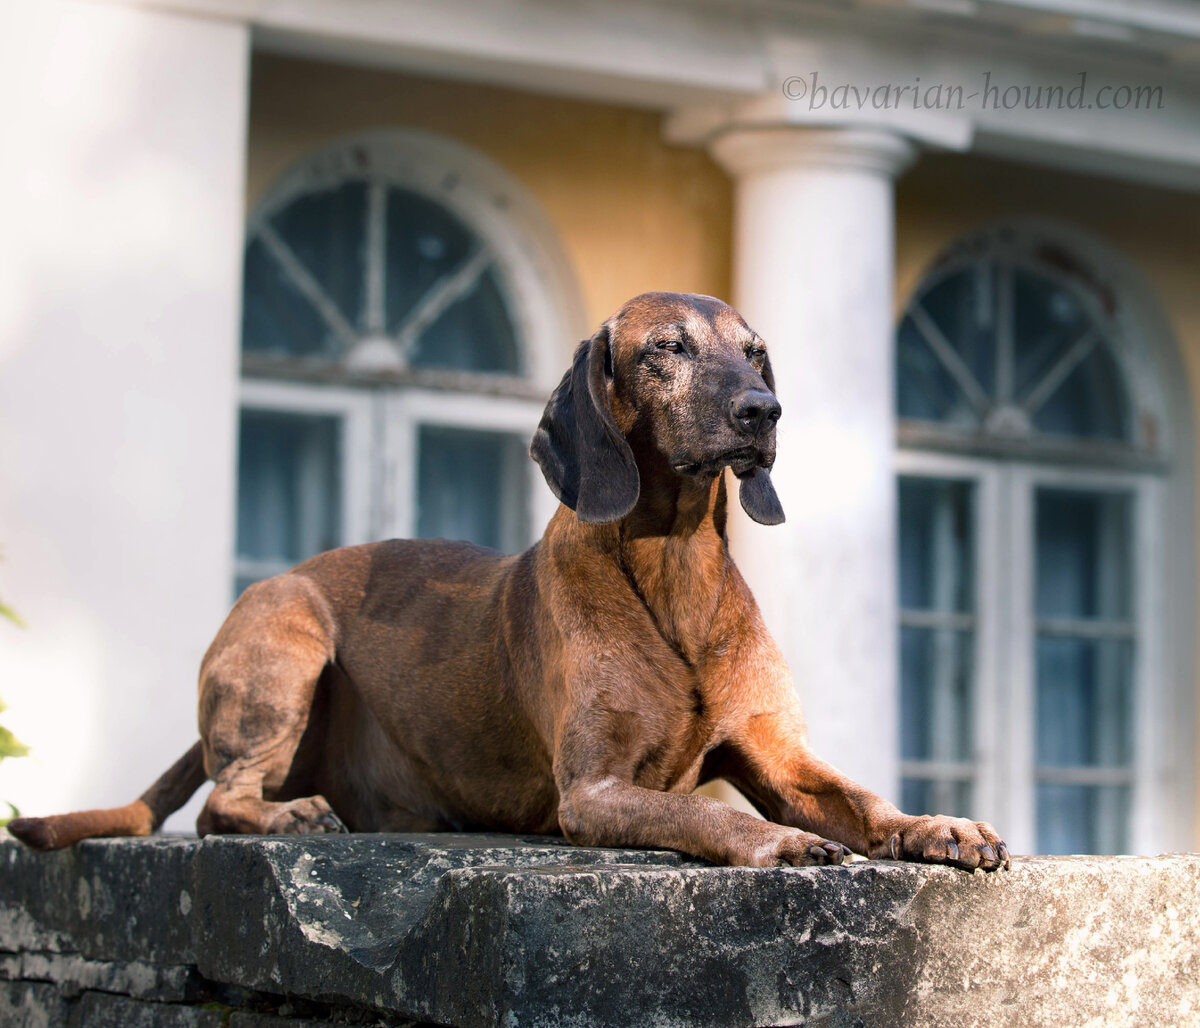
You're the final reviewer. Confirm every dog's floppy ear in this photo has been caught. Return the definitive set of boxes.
[737,468,785,526]
[530,327,640,523]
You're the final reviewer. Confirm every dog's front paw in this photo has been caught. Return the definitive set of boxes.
[874,814,1010,872]
[267,795,348,835]
[753,828,851,868]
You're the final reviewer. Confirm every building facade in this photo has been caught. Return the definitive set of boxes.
[3,0,1199,854]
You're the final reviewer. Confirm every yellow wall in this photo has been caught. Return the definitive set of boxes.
[246,54,732,331]
[897,153,1200,844]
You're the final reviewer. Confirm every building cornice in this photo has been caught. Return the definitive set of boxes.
[88,0,1200,192]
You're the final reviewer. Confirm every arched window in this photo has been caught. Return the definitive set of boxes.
[235,131,581,593]
[895,224,1190,855]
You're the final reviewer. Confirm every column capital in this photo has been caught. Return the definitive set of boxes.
[709,125,917,180]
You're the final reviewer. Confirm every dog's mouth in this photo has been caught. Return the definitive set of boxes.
[671,446,772,479]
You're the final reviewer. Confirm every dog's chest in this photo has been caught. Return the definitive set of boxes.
[628,687,715,794]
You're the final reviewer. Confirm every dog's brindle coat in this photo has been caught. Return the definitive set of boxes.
[11,293,1008,871]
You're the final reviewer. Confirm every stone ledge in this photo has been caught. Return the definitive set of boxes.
[2,833,1199,1027]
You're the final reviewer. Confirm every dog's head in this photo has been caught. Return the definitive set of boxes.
[530,292,784,526]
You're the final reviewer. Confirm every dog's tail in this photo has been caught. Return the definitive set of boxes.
[6,741,207,852]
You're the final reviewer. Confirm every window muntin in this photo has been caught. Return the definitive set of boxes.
[243,179,519,375]
[898,256,1134,447]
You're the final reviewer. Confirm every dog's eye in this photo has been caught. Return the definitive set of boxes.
[747,346,767,362]
[656,339,684,354]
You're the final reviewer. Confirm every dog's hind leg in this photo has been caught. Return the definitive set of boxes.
[195,574,347,837]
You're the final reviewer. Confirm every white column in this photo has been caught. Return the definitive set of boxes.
[0,2,249,829]
[712,127,915,800]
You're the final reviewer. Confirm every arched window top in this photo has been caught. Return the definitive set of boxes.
[897,225,1168,463]
[241,130,584,391]
[244,180,519,373]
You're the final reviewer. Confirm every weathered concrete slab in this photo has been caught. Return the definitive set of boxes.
[2,832,1199,1027]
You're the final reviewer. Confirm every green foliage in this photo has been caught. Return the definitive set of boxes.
[1,556,29,827]
[0,601,24,628]
[0,703,25,826]
[0,699,28,761]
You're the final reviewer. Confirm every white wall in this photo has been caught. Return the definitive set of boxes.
[0,1,249,830]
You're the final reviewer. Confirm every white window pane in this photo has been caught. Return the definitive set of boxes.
[899,478,974,613]
[384,187,473,331]
[1036,637,1133,768]
[243,177,523,376]
[1034,487,1135,854]
[1037,783,1129,855]
[412,266,519,373]
[237,410,342,568]
[1012,267,1091,398]
[416,426,530,553]
[1032,344,1130,441]
[242,237,333,359]
[920,263,998,398]
[900,627,974,763]
[269,181,367,337]
[243,182,368,359]
[898,477,976,811]
[896,315,979,427]
[1035,490,1132,621]
[901,777,973,819]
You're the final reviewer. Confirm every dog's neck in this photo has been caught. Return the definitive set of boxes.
[614,459,730,668]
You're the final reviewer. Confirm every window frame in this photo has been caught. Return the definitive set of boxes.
[242,129,583,396]
[894,220,1196,855]
[235,130,584,593]
[385,388,558,542]
[895,449,1166,854]
[1007,462,1164,854]
[236,379,375,584]
[895,450,1005,836]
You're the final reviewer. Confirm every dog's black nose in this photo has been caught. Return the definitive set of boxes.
[730,389,782,436]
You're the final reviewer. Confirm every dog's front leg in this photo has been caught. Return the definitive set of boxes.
[553,714,848,868]
[557,773,849,868]
[727,708,1010,872]
[704,572,1009,872]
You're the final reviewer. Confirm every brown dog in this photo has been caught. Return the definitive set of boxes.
[10,292,1008,871]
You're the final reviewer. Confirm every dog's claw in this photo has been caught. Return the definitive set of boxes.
[808,842,846,865]
[316,812,348,833]
[889,833,901,860]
